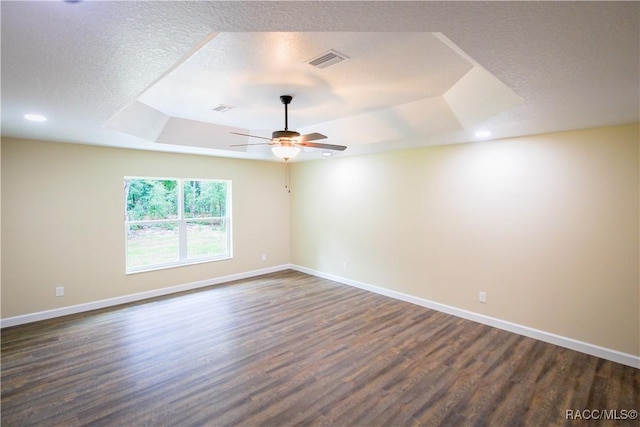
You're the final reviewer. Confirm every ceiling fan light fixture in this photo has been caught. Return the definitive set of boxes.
[272,145,301,161]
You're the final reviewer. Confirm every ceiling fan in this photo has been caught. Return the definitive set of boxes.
[230,95,347,161]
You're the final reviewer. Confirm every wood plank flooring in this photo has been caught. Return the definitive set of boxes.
[2,270,639,426]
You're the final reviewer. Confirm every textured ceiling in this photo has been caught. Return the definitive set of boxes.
[2,1,638,161]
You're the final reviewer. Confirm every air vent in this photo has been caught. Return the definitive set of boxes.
[211,104,235,113]
[305,49,349,69]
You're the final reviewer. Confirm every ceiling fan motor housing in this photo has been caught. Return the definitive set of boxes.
[272,129,300,143]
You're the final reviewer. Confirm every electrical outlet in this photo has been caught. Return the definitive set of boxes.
[56,286,64,297]
[261,254,267,262]
[479,291,487,303]
[342,261,348,270]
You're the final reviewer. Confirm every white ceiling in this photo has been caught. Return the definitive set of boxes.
[2,1,638,162]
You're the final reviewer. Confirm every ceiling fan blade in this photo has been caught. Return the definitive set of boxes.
[299,132,327,142]
[298,142,347,151]
[230,131,272,141]
[230,142,273,147]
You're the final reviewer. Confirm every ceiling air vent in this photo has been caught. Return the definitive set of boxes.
[305,49,349,69]
[211,104,235,113]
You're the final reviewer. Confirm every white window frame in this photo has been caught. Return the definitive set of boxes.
[125,177,232,273]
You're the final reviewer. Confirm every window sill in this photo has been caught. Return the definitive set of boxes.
[126,256,232,275]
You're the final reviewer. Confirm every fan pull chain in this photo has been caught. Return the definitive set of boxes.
[285,162,291,193]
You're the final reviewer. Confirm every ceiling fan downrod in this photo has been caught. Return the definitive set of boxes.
[280,95,292,131]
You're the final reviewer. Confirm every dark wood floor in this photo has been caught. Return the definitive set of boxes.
[2,270,638,426]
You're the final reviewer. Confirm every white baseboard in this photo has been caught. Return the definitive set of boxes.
[0,265,290,329]
[291,264,640,369]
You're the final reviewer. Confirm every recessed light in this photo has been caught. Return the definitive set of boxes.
[24,113,47,122]
[322,152,333,157]
[475,130,491,138]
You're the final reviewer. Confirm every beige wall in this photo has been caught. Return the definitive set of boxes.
[1,138,290,318]
[3,125,639,357]
[290,124,640,356]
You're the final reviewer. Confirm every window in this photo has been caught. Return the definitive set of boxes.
[125,177,231,273]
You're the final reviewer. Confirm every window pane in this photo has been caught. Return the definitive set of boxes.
[184,180,227,218]
[125,177,231,272]
[127,223,179,269]
[125,179,178,221]
[187,219,228,259]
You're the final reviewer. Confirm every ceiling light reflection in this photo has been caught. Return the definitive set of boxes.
[24,113,48,122]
